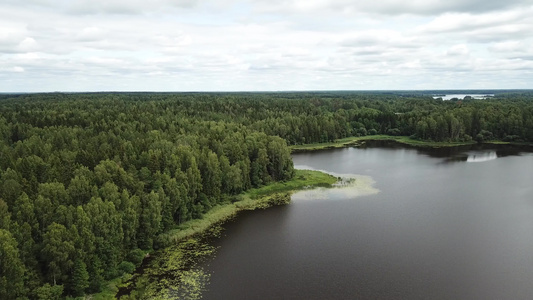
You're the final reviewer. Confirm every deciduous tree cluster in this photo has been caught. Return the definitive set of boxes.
[0,93,294,298]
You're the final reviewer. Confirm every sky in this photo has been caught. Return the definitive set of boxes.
[1,0,532,92]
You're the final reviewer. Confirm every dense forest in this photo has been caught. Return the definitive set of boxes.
[1,91,533,299]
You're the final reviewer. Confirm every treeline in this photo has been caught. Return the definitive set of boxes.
[1,91,533,299]
[182,92,533,143]
[0,94,294,299]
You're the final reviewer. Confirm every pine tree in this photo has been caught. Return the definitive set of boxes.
[70,258,89,297]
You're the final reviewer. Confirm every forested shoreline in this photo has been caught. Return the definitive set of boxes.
[1,91,533,299]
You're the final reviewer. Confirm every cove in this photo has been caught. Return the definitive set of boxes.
[201,141,533,300]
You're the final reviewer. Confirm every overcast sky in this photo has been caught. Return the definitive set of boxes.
[1,0,532,92]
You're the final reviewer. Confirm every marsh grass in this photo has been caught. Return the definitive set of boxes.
[245,169,338,198]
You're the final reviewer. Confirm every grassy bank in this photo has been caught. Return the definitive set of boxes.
[291,135,477,152]
[100,169,336,299]
[157,169,336,247]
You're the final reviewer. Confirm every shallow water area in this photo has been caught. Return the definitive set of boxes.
[291,168,379,201]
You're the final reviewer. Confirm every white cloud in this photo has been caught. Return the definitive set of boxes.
[446,44,470,57]
[12,66,25,72]
[77,27,106,42]
[416,8,533,43]
[17,37,39,52]
[2,0,200,14]
[0,0,532,91]
[252,0,532,16]
[5,0,531,16]
[489,41,525,53]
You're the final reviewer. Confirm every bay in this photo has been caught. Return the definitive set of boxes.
[202,142,533,300]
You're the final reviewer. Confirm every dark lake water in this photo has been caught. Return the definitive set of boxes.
[201,142,533,300]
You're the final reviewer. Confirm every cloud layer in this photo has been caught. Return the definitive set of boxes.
[1,0,532,91]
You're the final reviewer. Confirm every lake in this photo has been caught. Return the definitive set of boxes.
[432,94,494,100]
[201,141,533,300]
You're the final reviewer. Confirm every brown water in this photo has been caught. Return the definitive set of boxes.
[201,142,533,300]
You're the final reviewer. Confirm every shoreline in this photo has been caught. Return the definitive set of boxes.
[290,135,533,152]
[105,169,337,299]
[92,138,532,299]
[156,169,338,248]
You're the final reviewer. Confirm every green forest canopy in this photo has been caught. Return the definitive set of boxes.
[0,91,532,299]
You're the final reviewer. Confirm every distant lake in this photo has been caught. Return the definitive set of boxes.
[202,142,533,299]
[433,94,494,100]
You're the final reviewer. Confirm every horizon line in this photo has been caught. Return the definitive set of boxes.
[2,88,533,94]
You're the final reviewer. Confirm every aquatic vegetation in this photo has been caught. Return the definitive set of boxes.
[117,234,216,299]
[117,169,336,299]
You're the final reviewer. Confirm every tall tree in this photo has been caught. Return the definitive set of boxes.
[0,199,11,230]
[69,258,89,297]
[41,223,76,285]
[0,229,27,299]
[138,191,162,249]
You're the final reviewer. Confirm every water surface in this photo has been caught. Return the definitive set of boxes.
[432,94,494,100]
[202,142,533,299]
